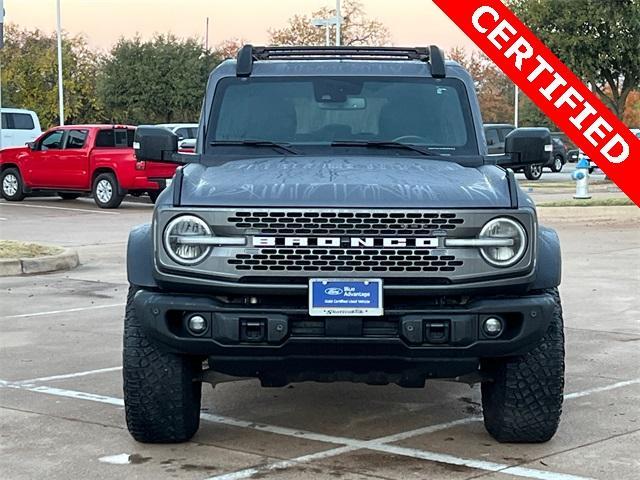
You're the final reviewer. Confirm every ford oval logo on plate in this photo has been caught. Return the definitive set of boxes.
[325,287,344,296]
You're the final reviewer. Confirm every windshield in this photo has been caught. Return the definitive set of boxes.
[206,76,478,156]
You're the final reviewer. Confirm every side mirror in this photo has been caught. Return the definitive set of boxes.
[134,126,180,162]
[498,128,552,168]
[26,142,36,150]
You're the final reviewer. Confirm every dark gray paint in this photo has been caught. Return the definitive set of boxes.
[179,156,511,208]
[127,223,156,288]
[531,226,562,290]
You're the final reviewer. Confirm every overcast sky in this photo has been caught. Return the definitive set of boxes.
[6,0,477,53]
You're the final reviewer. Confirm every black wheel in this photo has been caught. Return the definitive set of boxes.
[148,189,162,204]
[123,287,202,443]
[1,168,26,201]
[524,164,543,180]
[92,172,124,209]
[58,192,81,200]
[550,155,564,173]
[481,288,565,443]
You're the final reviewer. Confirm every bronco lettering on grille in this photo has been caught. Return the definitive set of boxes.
[253,237,439,248]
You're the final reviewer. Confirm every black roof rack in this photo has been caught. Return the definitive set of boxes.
[236,44,446,78]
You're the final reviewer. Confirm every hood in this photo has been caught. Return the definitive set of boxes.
[178,156,511,208]
[0,146,29,158]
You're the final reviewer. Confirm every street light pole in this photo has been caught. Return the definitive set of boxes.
[335,0,341,46]
[56,0,64,126]
[205,17,209,51]
[312,0,342,47]
[312,18,332,46]
[514,85,519,128]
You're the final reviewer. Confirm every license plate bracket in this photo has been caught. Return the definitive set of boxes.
[309,279,383,317]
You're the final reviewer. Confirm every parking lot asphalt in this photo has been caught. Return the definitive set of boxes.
[1,190,639,480]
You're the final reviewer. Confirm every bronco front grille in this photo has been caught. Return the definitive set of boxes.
[155,208,536,283]
[228,248,464,273]
[227,211,464,236]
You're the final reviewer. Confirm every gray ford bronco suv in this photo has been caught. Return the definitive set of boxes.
[126,45,564,444]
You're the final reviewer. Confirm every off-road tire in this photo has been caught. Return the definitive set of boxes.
[481,288,564,443]
[1,167,26,201]
[123,286,202,443]
[58,192,81,200]
[92,172,124,209]
[524,164,543,180]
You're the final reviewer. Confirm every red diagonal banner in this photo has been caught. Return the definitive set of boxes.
[433,0,640,207]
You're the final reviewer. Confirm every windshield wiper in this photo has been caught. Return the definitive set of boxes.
[209,140,300,155]
[330,140,442,156]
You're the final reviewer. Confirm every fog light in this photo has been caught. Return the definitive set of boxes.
[483,317,503,337]
[187,314,208,335]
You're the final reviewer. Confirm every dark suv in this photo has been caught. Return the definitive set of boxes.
[126,46,564,445]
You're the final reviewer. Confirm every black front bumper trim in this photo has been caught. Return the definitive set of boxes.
[133,290,555,363]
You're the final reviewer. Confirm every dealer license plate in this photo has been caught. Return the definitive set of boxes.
[309,279,383,317]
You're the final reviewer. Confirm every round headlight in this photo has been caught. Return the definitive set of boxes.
[163,215,212,265]
[479,218,527,267]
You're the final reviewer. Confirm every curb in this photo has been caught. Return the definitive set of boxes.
[0,248,80,276]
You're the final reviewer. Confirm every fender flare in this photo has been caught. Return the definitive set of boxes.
[127,223,158,288]
[532,225,562,289]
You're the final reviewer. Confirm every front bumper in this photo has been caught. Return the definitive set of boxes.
[133,289,555,381]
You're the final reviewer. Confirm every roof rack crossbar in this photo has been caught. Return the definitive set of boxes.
[254,46,430,60]
[235,45,446,77]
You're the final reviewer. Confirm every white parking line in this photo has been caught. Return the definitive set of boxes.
[0,203,120,215]
[204,418,483,480]
[10,384,125,407]
[563,378,640,399]
[3,378,636,480]
[199,412,366,446]
[205,418,591,480]
[17,366,123,385]
[205,446,356,480]
[361,444,592,480]
[372,415,481,444]
[2,303,124,319]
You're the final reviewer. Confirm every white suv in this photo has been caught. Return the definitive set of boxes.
[0,109,42,149]
[156,123,198,149]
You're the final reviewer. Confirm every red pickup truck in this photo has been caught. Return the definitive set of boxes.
[0,125,176,208]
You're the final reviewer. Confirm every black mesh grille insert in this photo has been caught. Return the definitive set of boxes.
[228,248,464,273]
[227,211,464,236]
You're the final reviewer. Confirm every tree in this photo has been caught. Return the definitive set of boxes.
[269,0,390,46]
[449,47,515,124]
[518,96,556,129]
[215,38,247,59]
[97,35,220,124]
[509,0,640,120]
[0,24,101,128]
[623,90,640,127]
